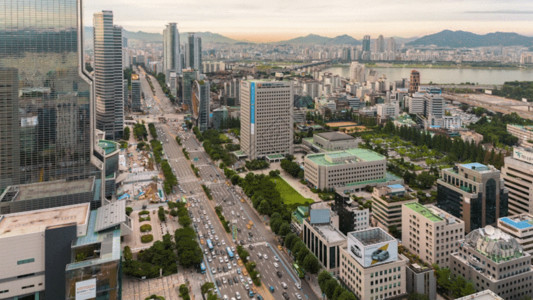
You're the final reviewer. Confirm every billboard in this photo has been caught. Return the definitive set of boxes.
[250,82,255,135]
[347,235,398,268]
[75,278,96,300]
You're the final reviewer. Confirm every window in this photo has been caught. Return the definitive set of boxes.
[17,258,35,265]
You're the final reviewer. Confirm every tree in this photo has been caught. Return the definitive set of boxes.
[158,206,166,222]
[324,279,338,299]
[123,126,130,140]
[278,222,291,237]
[201,282,215,295]
[284,233,298,249]
[332,286,344,300]
[270,218,283,234]
[258,200,271,215]
[337,291,357,300]
[303,253,321,274]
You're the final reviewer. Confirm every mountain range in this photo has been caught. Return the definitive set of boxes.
[407,30,533,48]
[84,27,533,48]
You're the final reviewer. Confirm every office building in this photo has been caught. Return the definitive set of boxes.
[131,74,142,111]
[349,62,366,83]
[375,35,385,53]
[450,226,533,300]
[224,78,241,106]
[212,107,229,129]
[409,70,420,94]
[0,68,20,190]
[498,214,533,258]
[0,202,130,299]
[304,148,386,190]
[334,192,370,235]
[402,203,465,267]
[163,23,182,80]
[310,132,361,152]
[94,11,124,140]
[437,163,508,233]
[424,93,444,119]
[182,69,199,111]
[507,124,533,145]
[186,33,202,72]
[408,93,425,115]
[376,102,400,120]
[406,263,436,300]
[502,147,533,215]
[303,208,346,275]
[240,80,293,159]
[339,228,408,300]
[0,0,98,190]
[372,184,417,233]
[455,290,503,300]
[192,78,210,132]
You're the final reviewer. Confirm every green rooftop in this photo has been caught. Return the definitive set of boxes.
[98,140,119,155]
[405,203,442,222]
[306,148,385,166]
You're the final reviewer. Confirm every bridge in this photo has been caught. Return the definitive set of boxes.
[443,93,533,121]
[289,60,334,71]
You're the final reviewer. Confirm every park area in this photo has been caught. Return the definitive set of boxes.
[270,177,313,206]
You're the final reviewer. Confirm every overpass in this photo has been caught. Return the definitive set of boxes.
[443,93,533,121]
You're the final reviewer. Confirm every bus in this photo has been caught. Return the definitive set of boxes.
[293,263,305,278]
[226,246,234,259]
[200,262,206,274]
[206,239,214,251]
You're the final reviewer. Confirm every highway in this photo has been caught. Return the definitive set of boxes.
[137,69,318,300]
[443,93,533,121]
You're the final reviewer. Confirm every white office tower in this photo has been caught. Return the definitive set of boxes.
[502,147,533,215]
[349,62,366,83]
[240,80,293,160]
[163,23,182,82]
[93,11,124,140]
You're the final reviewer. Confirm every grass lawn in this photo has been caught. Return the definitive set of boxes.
[270,177,314,206]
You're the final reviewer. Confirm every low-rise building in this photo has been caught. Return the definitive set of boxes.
[497,214,533,258]
[406,263,436,300]
[402,203,464,267]
[303,208,346,275]
[450,226,533,300]
[455,290,504,300]
[304,148,386,190]
[312,131,361,151]
[507,124,533,144]
[339,228,408,300]
[334,192,370,235]
[460,131,484,145]
[372,184,417,234]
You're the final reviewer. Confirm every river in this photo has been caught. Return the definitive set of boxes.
[323,66,533,85]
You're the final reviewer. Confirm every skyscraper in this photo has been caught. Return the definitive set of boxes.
[409,70,420,94]
[163,23,182,80]
[349,62,366,83]
[501,147,533,215]
[0,0,95,187]
[362,35,371,60]
[387,37,396,53]
[192,78,210,131]
[186,33,202,72]
[94,11,124,140]
[240,80,293,159]
[182,69,199,111]
[376,34,385,53]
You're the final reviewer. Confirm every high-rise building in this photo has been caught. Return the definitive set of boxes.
[450,226,533,299]
[402,203,464,268]
[362,35,371,52]
[186,33,202,72]
[94,11,124,140]
[409,70,420,94]
[502,147,533,215]
[0,0,96,187]
[376,35,385,53]
[192,78,210,132]
[386,37,396,53]
[339,228,408,300]
[131,74,142,112]
[349,62,366,83]
[163,23,182,80]
[240,80,293,160]
[371,184,417,233]
[334,192,370,235]
[437,163,508,233]
[498,214,533,258]
[182,69,199,111]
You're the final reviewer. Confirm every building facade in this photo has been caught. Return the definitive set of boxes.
[94,11,124,140]
[240,80,293,159]
[409,70,420,94]
[437,163,508,233]
[304,148,386,190]
[498,214,533,258]
[131,74,142,112]
[192,79,210,132]
[371,184,417,234]
[339,228,408,300]
[311,132,360,151]
[402,203,465,267]
[450,226,533,300]
[406,263,436,300]
[163,23,182,80]
[501,147,533,215]
[333,192,369,235]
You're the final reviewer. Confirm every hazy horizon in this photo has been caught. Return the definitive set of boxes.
[84,0,533,42]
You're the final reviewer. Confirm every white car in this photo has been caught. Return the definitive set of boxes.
[295,293,302,300]
[235,291,241,299]
[274,262,279,268]
[224,257,229,263]
[257,252,262,258]
[295,283,301,290]
[274,256,279,261]
[222,277,227,284]
[208,257,212,262]
[281,282,288,289]
[247,278,252,285]
[232,260,237,266]
[227,263,232,270]
[263,254,268,260]
[222,240,226,245]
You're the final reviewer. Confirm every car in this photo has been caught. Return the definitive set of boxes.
[236,292,241,300]
[219,257,223,263]
[295,293,302,300]
[282,292,290,300]
[371,249,390,261]
[218,267,222,273]
[247,278,252,285]
[208,257,212,262]
[249,245,254,250]
[244,284,250,290]
[263,254,268,259]
[232,260,237,266]
[228,263,232,270]
[224,257,229,263]
[212,269,217,274]
[276,271,283,278]
[274,256,279,262]
[295,283,301,290]
[228,279,233,286]
[274,262,279,268]
[223,277,227,284]
[223,266,228,272]
[222,240,226,245]
[256,296,264,300]
[204,249,208,255]
[281,282,288,289]
[215,236,219,241]
[234,276,239,283]
[257,252,262,258]
[223,295,228,300]
[237,269,241,274]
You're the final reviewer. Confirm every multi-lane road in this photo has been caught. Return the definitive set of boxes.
[136,70,318,300]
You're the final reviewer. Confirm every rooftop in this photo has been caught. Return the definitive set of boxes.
[2,177,94,202]
[98,140,119,155]
[315,131,355,142]
[499,215,533,230]
[0,203,90,238]
[465,226,524,263]
[455,290,503,300]
[461,162,489,172]
[310,209,330,224]
[94,200,128,232]
[405,203,442,222]
[314,224,346,244]
[306,148,385,166]
[350,227,394,246]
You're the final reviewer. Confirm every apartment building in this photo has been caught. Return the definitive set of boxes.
[437,162,508,233]
[372,184,417,233]
[507,124,533,144]
[240,80,293,159]
[304,148,386,190]
[501,147,533,215]
[402,203,465,268]
[498,214,533,258]
[339,228,408,300]
[450,226,533,300]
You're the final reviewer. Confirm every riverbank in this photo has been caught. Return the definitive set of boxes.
[331,62,531,70]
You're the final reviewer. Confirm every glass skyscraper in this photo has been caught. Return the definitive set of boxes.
[0,0,95,190]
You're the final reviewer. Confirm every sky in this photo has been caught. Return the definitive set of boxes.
[84,0,533,42]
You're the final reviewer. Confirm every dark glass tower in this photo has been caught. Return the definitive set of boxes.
[0,0,95,189]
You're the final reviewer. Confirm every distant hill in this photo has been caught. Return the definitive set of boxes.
[83,27,239,44]
[408,30,533,48]
[277,34,360,45]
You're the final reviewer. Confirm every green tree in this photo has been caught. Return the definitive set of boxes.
[123,126,130,140]
[270,218,283,234]
[324,279,338,299]
[201,282,215,295]
[258,200,271,215]
[278,222,291,237]
[318,270,333,290]
[303,253,321,274]
[284,233,298,249]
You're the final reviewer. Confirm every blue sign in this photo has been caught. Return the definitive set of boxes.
[250,82,255,125]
